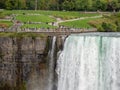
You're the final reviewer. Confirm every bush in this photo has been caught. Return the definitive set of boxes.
[115,21,120,32]
[97,25,105,32]
[117,25,120,32]
[101,22,117,32]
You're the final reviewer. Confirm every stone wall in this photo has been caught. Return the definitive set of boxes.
[0,36,66,90]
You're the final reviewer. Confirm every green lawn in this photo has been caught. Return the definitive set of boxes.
[35,10,100,20]
[60,18,100,28]
[3,10,100,20]
[46,11,100,20]
[16,14,56,23]
[0,21,13,28]
[0,12,6,19]
[1,10,101,29]
[21,23,57,29]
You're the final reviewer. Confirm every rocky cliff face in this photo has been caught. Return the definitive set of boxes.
[0,36,65,90]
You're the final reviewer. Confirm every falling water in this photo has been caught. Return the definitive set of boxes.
[26,36,57,90]
[48,36,56,90]
[57,33,120,90]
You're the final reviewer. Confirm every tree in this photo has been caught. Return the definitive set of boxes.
[5,0,18,10]
[48,0,59,10]
[17,0,26,9]
[38,0,49,10]
[0,0,119,11]
[58,0,65,10]
[93,0,107,11]
[35,0,37,10]
[0,0,6,9]
[26,0,35,10]
[75,0,89,11]
[62,0,75,11]
[110,0,120,11]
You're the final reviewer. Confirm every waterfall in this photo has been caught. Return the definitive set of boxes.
[27,36,57,90]
[48,36,56,90]
[57,33,120,90]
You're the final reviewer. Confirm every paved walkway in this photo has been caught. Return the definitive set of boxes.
[53,15,102,27]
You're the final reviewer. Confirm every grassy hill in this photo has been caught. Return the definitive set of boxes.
[89,13,120,32]
[0,10,101,29]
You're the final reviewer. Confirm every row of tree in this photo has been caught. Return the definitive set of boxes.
[0,0,120,11]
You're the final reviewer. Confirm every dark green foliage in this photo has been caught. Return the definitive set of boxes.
[97,23,118,32]
[115,21,120,31]
[62,0,75,11]
[0,0,6,9]
[0,0,120,11]
[90,13,120,32]
[93,0,107,11]
[101,22,117,32]
[0,82,26,90]
[5,0,18,10]
[97,26,104,32]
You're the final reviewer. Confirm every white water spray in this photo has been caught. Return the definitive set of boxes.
[48,36,56,90]
[57,34,120,90]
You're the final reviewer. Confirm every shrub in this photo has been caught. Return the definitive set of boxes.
[101,22,117,32]
[97,25,105,32]
[109,23,117,32]
[115,21,120,32]
[117,24,120,32]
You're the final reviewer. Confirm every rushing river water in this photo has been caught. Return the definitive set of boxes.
[57,33,120,90]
